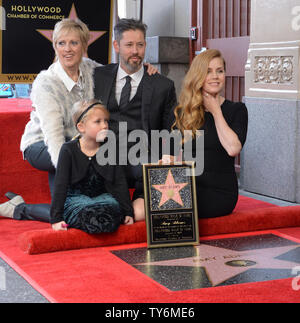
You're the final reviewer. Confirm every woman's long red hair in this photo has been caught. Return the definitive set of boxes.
[173,49,226,140]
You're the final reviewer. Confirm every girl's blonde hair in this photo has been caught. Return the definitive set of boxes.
[173,49,226,140]
[72,99,109,131]
[52,18,90,57]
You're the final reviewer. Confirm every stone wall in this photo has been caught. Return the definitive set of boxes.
[241,0,300,202]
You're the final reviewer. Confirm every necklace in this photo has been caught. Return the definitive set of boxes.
[78,138,99,159]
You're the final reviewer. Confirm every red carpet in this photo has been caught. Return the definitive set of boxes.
[1,222,300,303]
[18,197,300,255]
[0,99,51,205]
[0,196,300,303]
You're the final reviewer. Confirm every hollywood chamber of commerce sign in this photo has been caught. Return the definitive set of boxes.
[0,1,113,83]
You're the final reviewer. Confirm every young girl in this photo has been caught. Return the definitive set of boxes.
[51,99,134,232]
[0,100,134,232]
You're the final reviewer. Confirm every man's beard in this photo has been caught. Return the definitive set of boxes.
[122,55,143,73]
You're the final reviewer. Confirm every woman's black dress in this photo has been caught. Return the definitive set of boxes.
[185,100,248,218]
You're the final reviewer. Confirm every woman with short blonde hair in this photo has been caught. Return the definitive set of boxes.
[21,18,98,200]
[52,18,90,58]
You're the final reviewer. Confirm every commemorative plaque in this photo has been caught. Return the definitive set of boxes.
[143,162,199,248]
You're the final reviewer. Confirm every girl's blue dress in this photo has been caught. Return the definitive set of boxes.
[63,160,122,234]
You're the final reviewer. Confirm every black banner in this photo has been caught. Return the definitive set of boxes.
[0,0,113,83]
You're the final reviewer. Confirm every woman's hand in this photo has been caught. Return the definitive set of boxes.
[202,91,223,116]
[124,216,134,225]
[159,155,176,164]
[144,62,159,75]
[202,91,242,157]
[52,221,68,231]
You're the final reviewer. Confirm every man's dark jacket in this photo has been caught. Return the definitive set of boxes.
[93,64,177,146]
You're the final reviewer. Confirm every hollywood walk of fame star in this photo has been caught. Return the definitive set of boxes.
[136,244,300,287]
[36,4,106,49]
[152,170,189,208]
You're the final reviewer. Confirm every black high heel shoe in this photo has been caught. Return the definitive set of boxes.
[5,192,18,200]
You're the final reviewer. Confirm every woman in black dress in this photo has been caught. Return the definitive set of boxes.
[173,49,248,218]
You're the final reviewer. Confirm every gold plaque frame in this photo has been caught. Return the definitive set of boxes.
[143,162,199,249]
